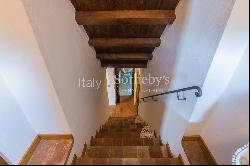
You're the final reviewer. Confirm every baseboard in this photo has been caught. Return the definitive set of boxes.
[38,134,73,140]
[19,135,41,165]
[71,154,77,165]
[19,134,73,165]
[182,135,217,165]
[178,154,185,165]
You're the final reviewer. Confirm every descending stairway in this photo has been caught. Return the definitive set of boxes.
[75,117,184,165]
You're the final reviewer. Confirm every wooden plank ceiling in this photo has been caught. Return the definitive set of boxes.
[71,0,180,68]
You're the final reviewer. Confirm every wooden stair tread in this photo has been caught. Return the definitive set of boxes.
[169,157,184,165]
[84,146,171,158]
[76,157,177,165]
[99,128,143,133]
[103,122,144,126]
[73,116,184,165]
[101,126,144,130]
[91,138,162,146]
[96,133,141,138]
[21,135,73,165]
[182,136,217,165]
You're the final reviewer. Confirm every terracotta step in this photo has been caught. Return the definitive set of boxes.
[90,138,162,146]
[99,126,143,133]
[106,117,143,124]
[108,117,136,121]
[72,116,183,165]
[102,124,145,130]
[106,120,137,124]
[102,123,144,129]
[84,146,171,158]
[105,120,144,125]
[76,157,176,165]
[95,131,141,138]
[169,157,184,165]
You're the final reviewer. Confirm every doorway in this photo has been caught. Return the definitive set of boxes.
[116,68,134,103]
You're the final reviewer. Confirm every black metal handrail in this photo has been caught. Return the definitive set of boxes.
[140,86,202,102]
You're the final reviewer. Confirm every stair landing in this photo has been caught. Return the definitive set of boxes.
[109,96,138,118]
[182,136,217,165]
[20,135,73,165]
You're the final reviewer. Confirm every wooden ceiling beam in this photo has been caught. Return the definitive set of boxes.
[101,60,148,68]
[89,38,161,48]
[72,0,180,11]
[96,53,153,60]
[76,10,176,25]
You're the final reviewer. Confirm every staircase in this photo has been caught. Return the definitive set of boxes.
[75,117,184,165]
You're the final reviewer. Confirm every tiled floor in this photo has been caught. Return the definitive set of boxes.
[182,140,210,165]
[109,96,138,117]
[27,139,73,165]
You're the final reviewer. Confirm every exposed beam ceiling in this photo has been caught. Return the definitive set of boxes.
[71,0,180,68]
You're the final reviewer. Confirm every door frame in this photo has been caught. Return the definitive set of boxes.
[115,68,120,104]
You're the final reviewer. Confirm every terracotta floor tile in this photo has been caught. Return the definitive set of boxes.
[122,158,139,165]
[110,147,124,158]
[92,158,108,165]
[149,146,163,158]
[182,141,209,165]
[113,138,123,146]
[161,146,170,158]
[143,139,154,146]
[138,158,156,165]
[102,138,113,146]
[109,97,137,118]
[27,139,72,165]
[137,146,150,158]
[122,147,138,158]
[95,147,110,158]
[78,158,92,165]
[123,138,141,146]
[155,158,171,165]
[108,158,123,165]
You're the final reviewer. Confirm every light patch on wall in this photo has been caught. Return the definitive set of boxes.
[190,0,249,123]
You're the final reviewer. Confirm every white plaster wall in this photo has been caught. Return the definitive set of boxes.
[200,46,249,165]
[184,1,249,164]
[22,0,110,163]
[189,0,249,126]
[138,0,235,161]
[0,75,36,165]
[0,0,70,134]
[0,0,71,163]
